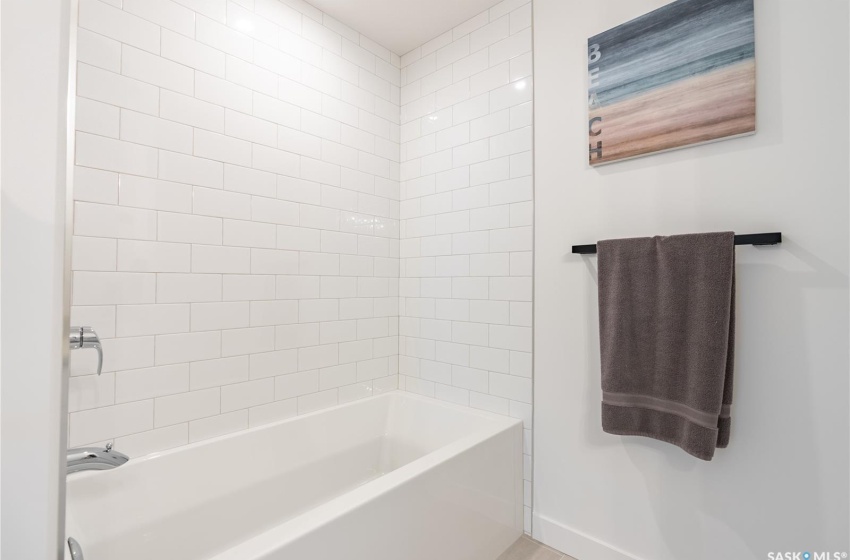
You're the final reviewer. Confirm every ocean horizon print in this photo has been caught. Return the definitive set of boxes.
[588,0,756,166]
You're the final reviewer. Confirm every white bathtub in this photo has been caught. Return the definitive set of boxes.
[65,391,523,560]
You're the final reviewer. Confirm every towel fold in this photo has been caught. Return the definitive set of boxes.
[597,232,736,461]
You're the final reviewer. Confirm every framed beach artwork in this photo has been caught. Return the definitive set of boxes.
[587,0,756,166]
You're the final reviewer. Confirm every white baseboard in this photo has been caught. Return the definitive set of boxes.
[532,513,645,560]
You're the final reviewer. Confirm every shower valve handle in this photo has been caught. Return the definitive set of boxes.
[69,326,103,375]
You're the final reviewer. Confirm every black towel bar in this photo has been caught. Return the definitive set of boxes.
[571,232,782,255]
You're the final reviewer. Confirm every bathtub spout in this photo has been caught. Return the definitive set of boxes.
[67,443,129,474]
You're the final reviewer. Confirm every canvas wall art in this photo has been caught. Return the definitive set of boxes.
[588,0,756,166]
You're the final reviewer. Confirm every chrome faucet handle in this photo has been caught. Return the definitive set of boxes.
[69,326,103,375]
[82,327,103,375]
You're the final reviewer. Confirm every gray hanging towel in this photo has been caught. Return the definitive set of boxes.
[597,232,736,461]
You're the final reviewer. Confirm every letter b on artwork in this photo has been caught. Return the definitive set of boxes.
[588,43,601,64]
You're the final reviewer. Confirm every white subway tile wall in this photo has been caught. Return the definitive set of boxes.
[69,0,533,534]
[396,0,534,532]
[70,0,402,454]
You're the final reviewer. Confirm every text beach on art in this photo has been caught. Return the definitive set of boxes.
[588,0,756,166]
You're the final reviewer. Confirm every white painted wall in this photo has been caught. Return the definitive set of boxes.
[532,1,849,559]
[1,0,73,558]
[396,0,534,531]
[68,0,402,455]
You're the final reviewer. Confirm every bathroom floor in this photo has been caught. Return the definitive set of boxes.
[497,537,578,560]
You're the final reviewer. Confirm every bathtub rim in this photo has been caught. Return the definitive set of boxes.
[66,390,521,482]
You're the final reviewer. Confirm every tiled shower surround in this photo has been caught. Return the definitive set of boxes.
[69,0,402,451]
[397,0,534,529]
[68,0,532,531]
